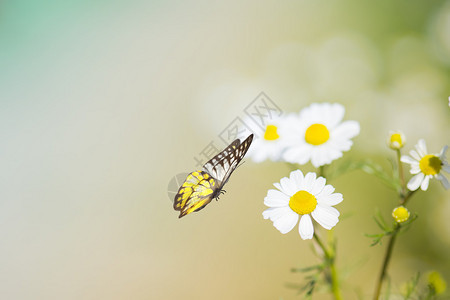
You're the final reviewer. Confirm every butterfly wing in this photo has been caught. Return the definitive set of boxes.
[220,134,254,184]
[202,134,254,184]
[202,139,240,182]
[173,171,221,218]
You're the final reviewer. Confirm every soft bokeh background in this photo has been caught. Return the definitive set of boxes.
[1,0,450,299]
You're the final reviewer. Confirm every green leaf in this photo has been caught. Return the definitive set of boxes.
[366,211,398,246]
[365,233,384,246]
[291,264,324,273]
[373,210,392,231]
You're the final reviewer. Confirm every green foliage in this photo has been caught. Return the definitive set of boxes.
[328,159,401,191]
[366,211,418,246]
[366,210,395,246]
[289,263,326,298]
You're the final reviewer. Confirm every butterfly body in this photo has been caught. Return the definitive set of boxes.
[174,134,253,218]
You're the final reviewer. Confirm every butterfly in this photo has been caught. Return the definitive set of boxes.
[173,134,254,218]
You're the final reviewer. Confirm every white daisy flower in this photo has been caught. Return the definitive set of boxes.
[400,139,450,191]
[263,170,343,240]
[281,103,360,168]
[244,115,291,163]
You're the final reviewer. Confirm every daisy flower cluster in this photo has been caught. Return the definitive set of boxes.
[247,103,360,167]
[252,103,358,240]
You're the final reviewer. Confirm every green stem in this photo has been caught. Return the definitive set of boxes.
[329,259,342,300]
[372,224,400,300]
[319,165,326,177]
[313,233,343,300]
[401,190,416,206]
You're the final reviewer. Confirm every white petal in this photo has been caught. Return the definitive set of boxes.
[262,207,278,220]
[324,150,346,166]
[263,206,292,221]
[317,184,335,197]
[273,182,283,193]
[303,172,317,192]
[280,176,297,196]
[310,147,330,168]
[311,205,340,230]
[273,210,299,234]
[437,174,450,189]
[322,204,340,216]
[283,145,312,165]
[409,150,421,161]
[332,120,360,139]
[420,175,430,191]
[410,166,421,175]
[400,155,418,165]
[299,104,314,120]
[327,103,345,128]
[264,189,290,207]
[289,170,304,187]
[310,151,323,168]
[250,147,271,163]
[439,145,448,158]
[298,214,314,240]
[311,176,326,195]
[416,139,427,156]
[331,138,353,152]
[443,164,450,173]
[317,193,343,206]
[266,142,286,162]
[407,173,424,191]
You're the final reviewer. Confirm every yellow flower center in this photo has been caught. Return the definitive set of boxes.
[289,190,317,215]
[264,125,279,141]
[305,124,330,145]
[392,206,410,223]
[419,154,442,175]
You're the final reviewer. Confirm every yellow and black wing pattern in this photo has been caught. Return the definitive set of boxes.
[174,134,253,218]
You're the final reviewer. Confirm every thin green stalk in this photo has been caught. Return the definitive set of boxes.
[313,233,343,300]
[372,224,400,300]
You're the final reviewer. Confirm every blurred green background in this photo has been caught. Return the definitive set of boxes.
[1,0,450,299]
